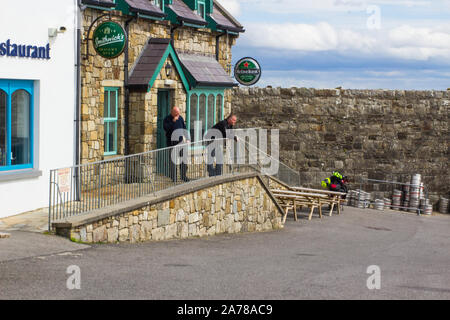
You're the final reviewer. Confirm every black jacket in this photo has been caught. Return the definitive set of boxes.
[211,119,233,140]
[163,115,187,146]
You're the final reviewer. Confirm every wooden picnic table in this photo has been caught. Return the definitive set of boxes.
[271,188,345,222]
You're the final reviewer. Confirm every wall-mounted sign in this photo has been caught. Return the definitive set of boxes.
[57,168,71,193]
[0,39,50,59]
[234,57,262,86]
[93,21,127,59]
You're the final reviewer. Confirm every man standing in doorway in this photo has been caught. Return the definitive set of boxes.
[163,106,189,182]
[207,113,238,177]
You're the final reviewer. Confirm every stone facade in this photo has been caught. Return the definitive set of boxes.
[81,8,237,163]
[232,87,450,203]
[68,176,283,243]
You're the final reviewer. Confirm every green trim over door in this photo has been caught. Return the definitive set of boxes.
[147,43,190,93]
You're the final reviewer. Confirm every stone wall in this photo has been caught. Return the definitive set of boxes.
[65,176,283,243]
[232,87,450,203]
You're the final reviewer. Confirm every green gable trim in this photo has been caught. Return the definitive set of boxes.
[115,0,130,15]
[147,44,190,92]
[85,4,115,11]
[137,12,165,21]
[184,0,212,14]
[182,22,206,29]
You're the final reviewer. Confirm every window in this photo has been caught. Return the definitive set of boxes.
[189,94,198,141]
[187,91,225,141]
[0,80,34,171]
[199,94,206,138]
[104,87,119,155]
[207,94,215,129]
[153,0,164,11]
[197,0,205,18]
[215,94,223,125]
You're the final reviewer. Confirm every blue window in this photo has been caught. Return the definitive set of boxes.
[0,79,34,172]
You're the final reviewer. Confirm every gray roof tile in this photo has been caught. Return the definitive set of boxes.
[209,2,244,33]
[125,0,166,17]
[178,53,236,87]
[168,0,208,26]
[128,38,171,87]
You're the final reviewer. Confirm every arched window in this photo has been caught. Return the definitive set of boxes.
[11,90,31,165]
[207,94,215,129]
[189,94,198,141]
[199,94,207,139]
[0,89,6,166]
[216,94,223,124]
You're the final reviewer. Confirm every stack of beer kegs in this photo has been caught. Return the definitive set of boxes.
[392,189,402,210]
[346,190,355,206]
[409,174,421,213]
[352,190,370,209]
[420,199,432,215]
[374,199,385,211]
[384,198,392,210]
[439,197,449,214]
[402,184,410,211]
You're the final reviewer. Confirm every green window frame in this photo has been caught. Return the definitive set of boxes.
[152,0,164,12]
[197,0,206,19]
[104,87,119,156]
[187,89,225,142]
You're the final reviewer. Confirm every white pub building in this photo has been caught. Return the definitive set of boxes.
[0,0,78,218]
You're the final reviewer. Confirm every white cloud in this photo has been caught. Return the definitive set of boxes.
[217,0,241,17]
[233,0,433,14]
[240,22,450,61]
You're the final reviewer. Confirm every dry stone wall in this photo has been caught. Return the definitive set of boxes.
[68,176,283,243]
[232,87,450,204]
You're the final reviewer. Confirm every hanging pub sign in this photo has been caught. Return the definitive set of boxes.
[92,21,127,59]
[234,57,262,86]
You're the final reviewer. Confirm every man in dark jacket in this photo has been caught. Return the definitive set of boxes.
[163,106,189,182]
[207,113,237,176]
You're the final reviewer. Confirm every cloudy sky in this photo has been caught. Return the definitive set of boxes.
[219,0,450,90]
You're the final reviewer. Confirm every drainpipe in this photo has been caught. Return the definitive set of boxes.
[170,22,183,47]
[124,17,135,156]
[215,31,227,61]
[75,0,85,201]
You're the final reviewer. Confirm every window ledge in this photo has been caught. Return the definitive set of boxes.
[0,169,43,182]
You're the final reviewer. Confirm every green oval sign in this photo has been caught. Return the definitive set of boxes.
[93,21,127,59]
[234,57,262,86]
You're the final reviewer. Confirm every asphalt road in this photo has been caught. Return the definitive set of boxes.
[1,207,449,300]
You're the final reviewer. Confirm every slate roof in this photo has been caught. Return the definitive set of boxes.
[209,1,244,33]
[124,0,166,17]
[81,0,116,8]
[128,38,171,88]
[168,0,208,26]
[178,53,236,87]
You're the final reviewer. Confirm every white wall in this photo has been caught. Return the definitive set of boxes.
[0,0,77,218]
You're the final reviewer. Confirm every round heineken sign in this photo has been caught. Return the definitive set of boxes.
[234,57,262,86]
[93,21,127,59]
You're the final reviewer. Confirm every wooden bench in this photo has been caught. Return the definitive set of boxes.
[291,187,346,217]
[271,188,346,223]
[271,189,329,222]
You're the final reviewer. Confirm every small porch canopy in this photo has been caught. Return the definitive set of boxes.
[128,38,236,91]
